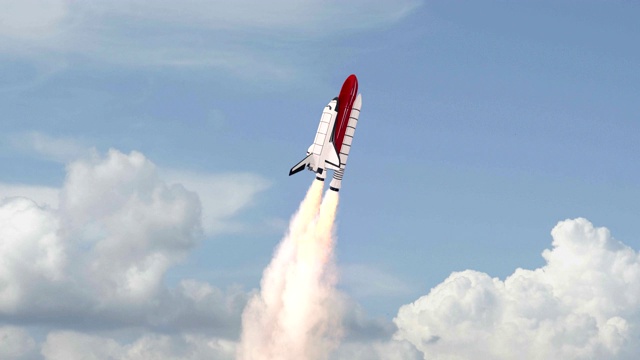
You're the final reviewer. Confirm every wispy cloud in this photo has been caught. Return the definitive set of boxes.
[340,264,413,298]
[164,170,271,236]
[0,0,422,80]
[83,0,422,33]
[0,0,69,40]
[8,131,90,163]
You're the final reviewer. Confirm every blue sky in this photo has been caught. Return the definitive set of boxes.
[1,1,640,358]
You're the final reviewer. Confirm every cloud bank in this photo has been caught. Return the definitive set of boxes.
[0,148,270,358]
[40,331,236,360]
[395,218,640,359]
[2,149,639,359]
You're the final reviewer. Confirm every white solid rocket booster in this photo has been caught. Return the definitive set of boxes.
[329,94,362,191]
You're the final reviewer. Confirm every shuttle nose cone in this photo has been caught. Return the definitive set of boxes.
[341,74,358,95]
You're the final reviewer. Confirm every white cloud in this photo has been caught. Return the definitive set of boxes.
[8,132,90,163]
[3,161,638,360]
[340,264,413,298]
[394,218,640,359]
[0,197,67,312]
[327,294,420,359]
[164,170,270,236]
[28,315,420,360]
[0,149,257,336]
[0,183,59,208]
[8,145,639,359]
[41,331,236,360]
[334,340,420,360]
[0,0,69,39]
[0,0,422,78]
[85,0,422,33]
[0,326,37,360]
[4,132,271,236]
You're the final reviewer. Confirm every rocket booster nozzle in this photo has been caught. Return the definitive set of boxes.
[329,168,344,191]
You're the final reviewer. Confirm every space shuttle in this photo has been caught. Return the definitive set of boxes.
[289,74,362,192]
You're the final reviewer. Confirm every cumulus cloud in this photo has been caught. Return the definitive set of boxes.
[326,294,421,360]
[41,331,236,360]
[0,149,261,337]
[0,183,58,208]
[395,218,640,359]
[334,339,421,360]
[6,146,638,359]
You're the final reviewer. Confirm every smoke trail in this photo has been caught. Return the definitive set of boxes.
[238,180,342,360]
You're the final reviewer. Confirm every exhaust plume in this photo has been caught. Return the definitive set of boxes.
[238,180,342,360]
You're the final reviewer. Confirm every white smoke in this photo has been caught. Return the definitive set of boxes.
[238,180,342,360]
[394,218,640,359]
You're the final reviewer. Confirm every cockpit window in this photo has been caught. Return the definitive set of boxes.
[333,98,339,110]
[326,98,339,111]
